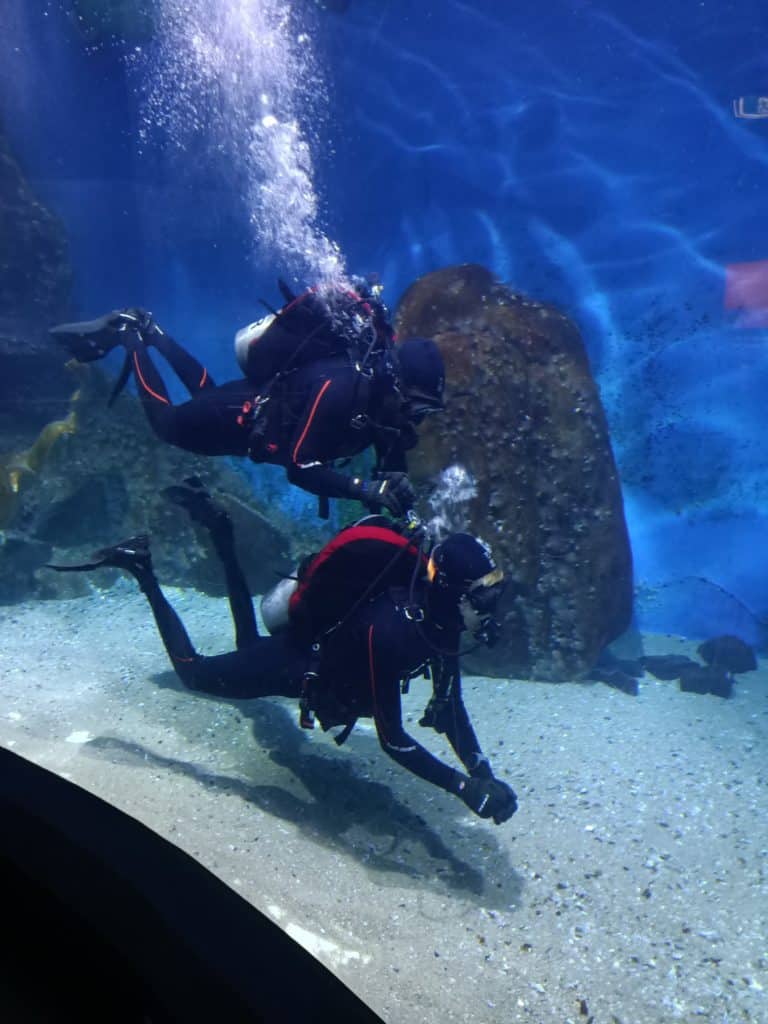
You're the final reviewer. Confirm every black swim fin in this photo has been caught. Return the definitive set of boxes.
[45,535,151,575]
[50,309,148,364]
[50,311,128,363]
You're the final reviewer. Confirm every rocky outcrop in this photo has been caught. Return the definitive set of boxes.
[396,264,633,680]
[0,123,74,445]
[0,124,325,607]
[0,366,300,604]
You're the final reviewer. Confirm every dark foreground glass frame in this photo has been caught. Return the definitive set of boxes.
[0,746,382,1024]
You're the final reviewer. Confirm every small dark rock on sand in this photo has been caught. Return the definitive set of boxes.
[697,635,757,674]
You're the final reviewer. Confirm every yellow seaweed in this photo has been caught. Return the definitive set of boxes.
[0,385,82,528]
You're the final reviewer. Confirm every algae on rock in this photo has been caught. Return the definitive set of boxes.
[396,264,633,681]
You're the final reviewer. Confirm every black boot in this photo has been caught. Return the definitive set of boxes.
[162,476,232,533]
[46,535,152,575]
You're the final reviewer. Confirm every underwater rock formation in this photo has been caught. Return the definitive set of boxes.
[0,122,73,443]
[640,654,698,680]
[678,663,733,699]
[697,634,757,673]
[395,264,633,681]
[0,533,54,603]
[640,635,757,699]
[0,390,79,530]
[1,367,297,605]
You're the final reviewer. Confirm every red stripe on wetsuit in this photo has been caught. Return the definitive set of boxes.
[288,525,426,619]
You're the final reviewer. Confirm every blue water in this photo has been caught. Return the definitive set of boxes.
[3,0,768,642]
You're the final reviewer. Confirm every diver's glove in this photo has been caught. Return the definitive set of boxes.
[467,753,494,780]
[453,773,518,824]
[357,471,415,516]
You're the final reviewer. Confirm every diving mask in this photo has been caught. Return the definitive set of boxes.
[459,568,506,646]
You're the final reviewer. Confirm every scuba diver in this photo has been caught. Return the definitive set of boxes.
[47,478,518,826]
[50,280,445,518]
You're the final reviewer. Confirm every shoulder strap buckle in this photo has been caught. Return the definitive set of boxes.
[404,604,425,622]
[353,359,375,380]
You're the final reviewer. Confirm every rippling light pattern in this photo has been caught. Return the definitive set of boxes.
[142,0,345,284]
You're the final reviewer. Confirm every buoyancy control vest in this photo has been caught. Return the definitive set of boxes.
[288,516,429,742]
[288,516,428,646]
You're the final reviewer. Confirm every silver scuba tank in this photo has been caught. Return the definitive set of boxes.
[260,575,298,634]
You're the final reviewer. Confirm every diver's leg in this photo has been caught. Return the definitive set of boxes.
[131,353,253,456]
[49,309,232,450]
[204,516,261,651]
[50,310,215,393]
[100,340,196,448]
[174,635,305,699]
[138,578,304,698]
[46,537,199,678]
[164,477,259,649]
[46,537,302,696]
[129,564,301,698]
[145,324,217,395]
[129,553,204,680]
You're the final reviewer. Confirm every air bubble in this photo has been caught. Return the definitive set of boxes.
[139,0,346,284]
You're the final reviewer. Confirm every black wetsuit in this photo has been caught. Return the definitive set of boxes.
[129,518,489,796]
[130,328,413,500]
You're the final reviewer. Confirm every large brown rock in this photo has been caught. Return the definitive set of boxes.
[396,264,633,680]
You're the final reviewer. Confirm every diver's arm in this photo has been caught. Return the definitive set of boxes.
[285,376,371,500]
[366,613,464,793]
[366,607,517,822]
[373,433,409,474]
[143,321,217,394]
[372,413,421,474]
[286,460,365,499]
[426,656,494,779]
[287,461,414,516]
[285,374,413,513]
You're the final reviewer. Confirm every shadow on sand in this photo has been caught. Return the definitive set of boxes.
[84,673,524,912]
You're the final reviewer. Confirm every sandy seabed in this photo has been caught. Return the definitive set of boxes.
[0,581,766,1024]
